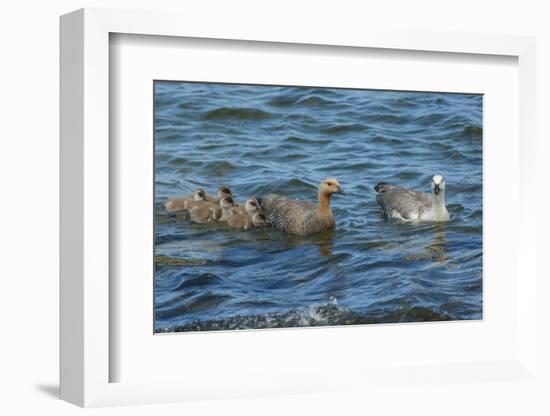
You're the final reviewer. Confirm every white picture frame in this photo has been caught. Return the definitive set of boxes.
[60,7,538,408]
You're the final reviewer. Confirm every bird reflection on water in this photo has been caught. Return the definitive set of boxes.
[401,223,451,265]
[271,229,336,257]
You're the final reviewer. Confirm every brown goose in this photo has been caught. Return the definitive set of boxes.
[164,189,206,212]
[261,178,344,236]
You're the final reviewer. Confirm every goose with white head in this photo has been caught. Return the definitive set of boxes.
[374,175,450,222]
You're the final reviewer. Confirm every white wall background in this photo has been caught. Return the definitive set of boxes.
[0,1,548,415]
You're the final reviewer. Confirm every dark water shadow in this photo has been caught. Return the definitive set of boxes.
[275,229,336,257]
[400,222,451,265]
[34,383,59,399]
[427,223,451,264]
[314,231,336,257]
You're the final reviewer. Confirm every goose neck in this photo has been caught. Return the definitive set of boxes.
[318,190,332,216]
[433,191,446,208]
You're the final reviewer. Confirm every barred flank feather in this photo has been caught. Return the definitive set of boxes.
[374,182,449,222]
[262,194,334,236]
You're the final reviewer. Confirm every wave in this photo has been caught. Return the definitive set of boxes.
[433,96,449,106]
[156,292,232,318]
[452,183,482,193]
[391,98,419,109]
[168,156,188,165]
[296,95,335,107]
[155,299,454,333]
[323,123,365,135]
[203,107,274,121]
[363,114,403,124]
[413,113,447,126]
[177,102,197,109]
[173,273,222,290]
[396,171,422,180]
[441,150,467,161]
[448,224,483,234]
[155,96,177,107]
[367,135,405,145]
[267,94,335,108]
[156,133,182,141]
[461,125,482,138]
[329,161,383,171]
[283,135,322,145]
[201,160,237,174]
[155,255,207,267]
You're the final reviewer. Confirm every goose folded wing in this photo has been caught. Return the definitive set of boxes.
[378,188,432,218]
[405,189,433,206]
[263,195,315,215]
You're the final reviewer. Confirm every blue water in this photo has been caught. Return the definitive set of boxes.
[154,81,483,333]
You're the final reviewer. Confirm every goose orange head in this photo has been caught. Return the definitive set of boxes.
[320,178,344,196]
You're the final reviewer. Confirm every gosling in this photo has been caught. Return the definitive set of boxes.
[205,186,234,203]
[374,175,450,222]
[261,178,344,236]
[227,212,268,230]
[164,188,206,212]
[189,196,236,224]
[226,198,265,229]
[233,198,262,216]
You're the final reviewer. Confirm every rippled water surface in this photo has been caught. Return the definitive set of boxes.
[154,81,483,333]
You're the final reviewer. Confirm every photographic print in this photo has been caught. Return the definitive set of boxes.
[154,81,482,333]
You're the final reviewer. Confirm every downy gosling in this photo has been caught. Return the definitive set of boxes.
[189,196,237,224]
[164,188,206,212]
